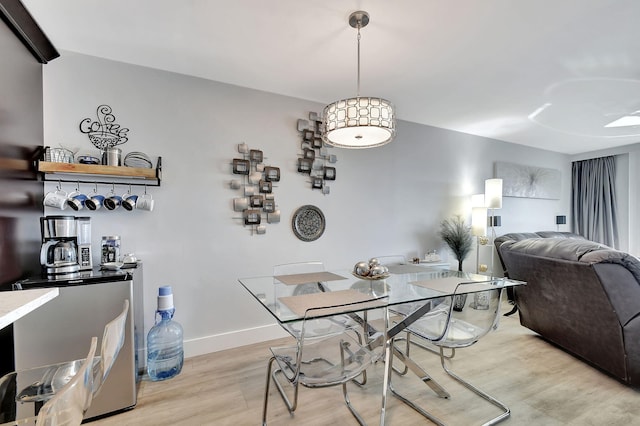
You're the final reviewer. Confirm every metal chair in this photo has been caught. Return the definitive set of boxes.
[373,255,452,374]
[389,280,509,426]
[0,337,97,426]
[0,300,129,423]
[262,295,389,425]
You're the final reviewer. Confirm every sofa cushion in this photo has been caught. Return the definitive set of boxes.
[501,238,609,263]
[494,232,539,246]
[534,231,587,240]
[582,250,640,283]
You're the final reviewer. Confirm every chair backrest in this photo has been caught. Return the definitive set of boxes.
[95,299,129,397]
[444,281,503,346]
[273,261,324,275]
[35,337,98,426]
[410,280,503,347]
[375,255,407,266]
[300,295,388,344]
[293,295,390,380]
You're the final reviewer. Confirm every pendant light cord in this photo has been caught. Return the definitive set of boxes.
[356,19,361,98]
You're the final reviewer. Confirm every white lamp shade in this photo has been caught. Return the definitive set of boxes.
[472,207,488,236]
[485,178,503,209]
[323,97,395,148]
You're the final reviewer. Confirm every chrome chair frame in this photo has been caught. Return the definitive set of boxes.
[262,296,389,426]
[389,281,510,426]
[273,261,369,386]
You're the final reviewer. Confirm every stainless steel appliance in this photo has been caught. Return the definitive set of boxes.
[40,215,94,275]
[76,216,93,271]
[39,216,79,276]
[11,266,144,421]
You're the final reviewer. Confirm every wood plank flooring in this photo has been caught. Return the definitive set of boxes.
[92,302,640,425]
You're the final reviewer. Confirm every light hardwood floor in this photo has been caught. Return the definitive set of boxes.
[93,302,640,425]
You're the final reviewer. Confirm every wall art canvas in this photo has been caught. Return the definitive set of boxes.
[495,162,561,200]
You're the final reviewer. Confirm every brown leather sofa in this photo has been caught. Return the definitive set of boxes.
[495,232,640,386]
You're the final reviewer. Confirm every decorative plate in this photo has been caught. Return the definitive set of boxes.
[291,205,325,242]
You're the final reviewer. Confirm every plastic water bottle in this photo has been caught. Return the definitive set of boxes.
[147,286,184,381]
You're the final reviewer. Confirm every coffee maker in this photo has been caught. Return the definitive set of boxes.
[40,216,82,276]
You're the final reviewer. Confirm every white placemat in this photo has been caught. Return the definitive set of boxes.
[274,271,347,286]
[278,289,384,317]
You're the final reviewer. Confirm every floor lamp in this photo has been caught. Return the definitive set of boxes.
[485,179,503,277]
[471,194,488,274]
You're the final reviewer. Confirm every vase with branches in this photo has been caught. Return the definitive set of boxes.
[438,215,473,311]
[438,215,473,272]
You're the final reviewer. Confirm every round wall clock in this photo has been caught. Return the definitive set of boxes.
[291,205,325,242]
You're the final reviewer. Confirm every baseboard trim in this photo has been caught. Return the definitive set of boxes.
[183,323,289,358]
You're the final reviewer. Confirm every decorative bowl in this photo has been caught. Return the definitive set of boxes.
[351,272,390,281]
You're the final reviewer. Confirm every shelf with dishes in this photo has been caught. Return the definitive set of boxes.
[35,147,162,187]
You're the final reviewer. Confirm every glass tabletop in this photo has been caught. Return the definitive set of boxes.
[239,267,524,324]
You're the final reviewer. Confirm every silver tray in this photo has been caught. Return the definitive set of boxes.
[351,272,390,281]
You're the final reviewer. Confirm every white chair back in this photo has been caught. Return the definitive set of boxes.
[95,300,129,397]
[35,337,98,426]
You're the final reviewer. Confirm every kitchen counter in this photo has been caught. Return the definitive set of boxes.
[0,287,59,330]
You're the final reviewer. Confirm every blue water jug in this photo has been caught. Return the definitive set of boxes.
[147,286,184,381]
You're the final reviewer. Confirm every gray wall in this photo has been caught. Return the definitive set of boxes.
[42,51,571,357]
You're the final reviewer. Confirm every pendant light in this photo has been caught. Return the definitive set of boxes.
[322,11,396,149]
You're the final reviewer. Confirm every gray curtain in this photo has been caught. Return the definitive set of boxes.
[571,156,618,247]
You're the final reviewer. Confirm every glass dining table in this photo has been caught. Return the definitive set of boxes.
[239,264,525,425]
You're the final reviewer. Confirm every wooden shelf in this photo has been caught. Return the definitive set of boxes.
[36,157,162,187]
[0,158,31,172]
[38,161,157,179]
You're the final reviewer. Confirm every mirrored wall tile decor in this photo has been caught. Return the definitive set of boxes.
[297,158,312,174]
[244,209,261,225]
[267,210,281,224]
[264,166,280,181]
[296,111,337,194]
[232,158,250,175]
[259,180,272,193]
[229,142,281,235]
[233,197,248,212]
[323,166,336,180]
[250,195,264,208]
[249,149,263,163]
[263,199,276,213]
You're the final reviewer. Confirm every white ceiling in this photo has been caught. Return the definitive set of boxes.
[21,0,640,155]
